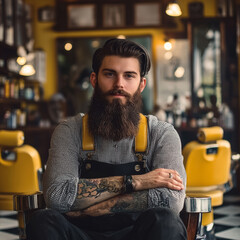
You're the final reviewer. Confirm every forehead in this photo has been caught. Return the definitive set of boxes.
[100,55,140,73]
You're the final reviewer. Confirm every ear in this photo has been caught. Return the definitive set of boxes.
[139,78,147,93]
[90,72,97,88]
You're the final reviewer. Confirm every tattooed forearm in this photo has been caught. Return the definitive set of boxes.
[72,177,124,210]
[110,191,148,213]
[77,177,123,200]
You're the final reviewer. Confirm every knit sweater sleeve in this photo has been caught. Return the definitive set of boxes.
[147,115,186,214]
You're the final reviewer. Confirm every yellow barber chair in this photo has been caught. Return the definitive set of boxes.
[0,130,42,236]
[183,126,231,233]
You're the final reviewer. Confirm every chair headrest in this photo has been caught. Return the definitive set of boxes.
[0,130,24,147]
[197,126,223,143]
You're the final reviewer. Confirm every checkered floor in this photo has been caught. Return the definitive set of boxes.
[0,191,240,240]
[0,210,18,240]
[214,191,240,240]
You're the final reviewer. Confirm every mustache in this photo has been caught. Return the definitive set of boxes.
[104,88,131,98]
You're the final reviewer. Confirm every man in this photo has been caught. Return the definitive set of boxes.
[27,38,187,240]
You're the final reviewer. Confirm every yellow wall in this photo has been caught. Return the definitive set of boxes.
[25,0,217,99]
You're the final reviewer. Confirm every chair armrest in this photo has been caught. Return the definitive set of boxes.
[180,196,211,240]
[13,192,46,240]
[184,196,211,213]
[13,191,46,212]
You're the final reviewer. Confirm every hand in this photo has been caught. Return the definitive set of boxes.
[133,168,184,191]
[65,211,85,217]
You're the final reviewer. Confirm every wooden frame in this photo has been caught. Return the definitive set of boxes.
[67,4,96,28]
[55,0,176,31]
[4,0,14,46]
[38,6,55,22]
[14,0,26,47]
[134,2,161,26]
[102,4,125,28]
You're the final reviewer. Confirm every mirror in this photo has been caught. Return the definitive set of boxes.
[57,36,154,116]
[192,20,221,110]
[156,39,190,109]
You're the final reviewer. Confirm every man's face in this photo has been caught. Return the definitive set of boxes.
[90,56,146,104]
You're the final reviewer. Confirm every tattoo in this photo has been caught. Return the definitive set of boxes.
[159,192,170,208]
[110,191,148,213]
[77,178,122,200]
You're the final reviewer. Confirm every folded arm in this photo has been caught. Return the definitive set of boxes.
[68,168,184,216]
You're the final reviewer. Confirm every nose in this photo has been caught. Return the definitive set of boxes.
[114,74,124,88]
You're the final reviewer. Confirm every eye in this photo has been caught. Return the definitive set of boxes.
[125,73,135,79]
[104,72,114,77]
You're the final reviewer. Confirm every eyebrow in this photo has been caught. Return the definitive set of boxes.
[102,68,138,75]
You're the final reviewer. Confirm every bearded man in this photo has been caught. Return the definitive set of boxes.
[27,38,187,240]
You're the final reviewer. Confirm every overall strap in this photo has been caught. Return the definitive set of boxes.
[82,113,148,153]
[82,114,94,151]
[135,113,148,153]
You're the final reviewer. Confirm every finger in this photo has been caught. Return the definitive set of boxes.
[166,170,183,183]
[164,173,184,189]
[167,180,184,190]
[171,178,184,189]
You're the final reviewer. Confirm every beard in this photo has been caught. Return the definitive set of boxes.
[88,83,143,141]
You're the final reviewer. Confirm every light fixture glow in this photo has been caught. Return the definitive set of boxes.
[91,40,100,48]
[17,57,26,65]
[64,43,72,51]
[164,41,172,51]
[117,35,126,39]
[174,66,185,78]
[164,51,173,60]
[166,2,182,17]
[19,64,36,76]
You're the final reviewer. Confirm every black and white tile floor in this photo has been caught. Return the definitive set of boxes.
[214,191,240,240]
[0,210,18,240]
[0,191,240,240]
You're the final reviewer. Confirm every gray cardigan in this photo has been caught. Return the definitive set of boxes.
[43,113,186,214]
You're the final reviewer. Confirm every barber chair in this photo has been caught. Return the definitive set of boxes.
[182,126,231,235]
[0,130,42,237]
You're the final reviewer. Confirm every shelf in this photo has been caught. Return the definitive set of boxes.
[0,126,55,132]
[0,42,18,59]
[0,67,22,78]
[0,98,43,104]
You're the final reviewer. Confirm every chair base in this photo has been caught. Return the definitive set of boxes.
[0,194,14,210]
[201,223,215,240]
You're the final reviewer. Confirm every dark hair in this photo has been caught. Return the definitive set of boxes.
[92,38,151,77]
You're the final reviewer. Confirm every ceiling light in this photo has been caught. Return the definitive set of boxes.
[19,64,36,76]
[166,1,182,17]
[17,57,26,65]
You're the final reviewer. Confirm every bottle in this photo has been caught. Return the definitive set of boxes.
[14,79,19,99]
[19,79,25,99]
[9,78,15,98]
[11,110,17,129]
[0,76,4,97]
[4,78,10,98]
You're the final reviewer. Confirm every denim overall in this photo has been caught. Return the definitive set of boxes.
[80,113,148,179]
[69,114,148,238]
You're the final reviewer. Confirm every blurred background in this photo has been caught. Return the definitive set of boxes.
[0,0,239,182]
